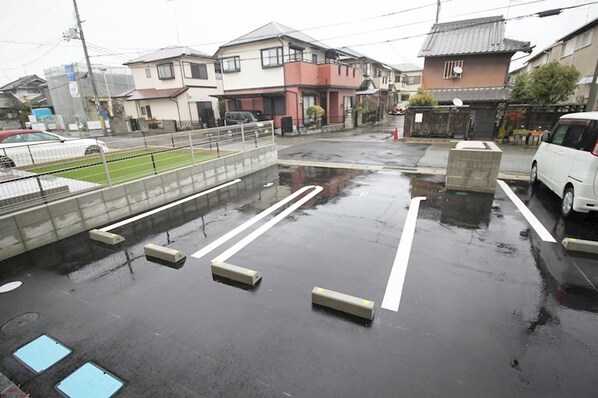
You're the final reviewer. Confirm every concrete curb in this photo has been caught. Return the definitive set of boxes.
[0,371,28,398]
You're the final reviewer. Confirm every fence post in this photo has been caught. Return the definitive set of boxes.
[241,124,245,152]
[270,121,274,143]
[100,147,112,187]
[216,142,220,157]
[188,132,196,165]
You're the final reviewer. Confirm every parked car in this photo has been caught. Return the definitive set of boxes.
[224,110,264,126]
[0,130,109,168]
[391,102,408,115]
[531,112,598,217]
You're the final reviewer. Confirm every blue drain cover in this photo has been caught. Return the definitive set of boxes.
[13,334,71,373]
[56,362,124,398]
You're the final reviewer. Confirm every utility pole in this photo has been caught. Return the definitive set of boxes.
[435,0,441,24]
[72,0,107,133]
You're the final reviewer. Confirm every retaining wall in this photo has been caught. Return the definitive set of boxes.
[0,145,277,261]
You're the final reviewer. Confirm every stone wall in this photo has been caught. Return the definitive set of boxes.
[0,145,277,261]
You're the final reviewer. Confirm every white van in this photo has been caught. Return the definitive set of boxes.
[531,112,598,217]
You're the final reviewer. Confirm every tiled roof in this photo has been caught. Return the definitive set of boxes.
[419,16,532,57]
[125,46,211,65]
[393,63,422,72]
[429,87,511,103]
[219,22,331,50]
[0,92,19,108]
[0,75,46,91]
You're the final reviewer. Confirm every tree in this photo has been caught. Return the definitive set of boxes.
[510,62,580,104]
[306,105,325,121]
[408,87,437,107]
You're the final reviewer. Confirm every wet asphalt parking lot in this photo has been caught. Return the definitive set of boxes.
[1,127,598,397]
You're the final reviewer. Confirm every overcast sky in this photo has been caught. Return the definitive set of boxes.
[0,0,597,86]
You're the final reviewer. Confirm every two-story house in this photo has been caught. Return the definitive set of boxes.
[338,47,401,115]
[522,16,598,107]
[392,63,423,102]
[0,75,47,105]
[214,22,361,129]
[419,16,532,139]
[122,46,222,127]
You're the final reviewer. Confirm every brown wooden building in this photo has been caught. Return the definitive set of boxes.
[418,16,532,139]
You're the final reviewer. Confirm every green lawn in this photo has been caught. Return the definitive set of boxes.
[29,148,220,185]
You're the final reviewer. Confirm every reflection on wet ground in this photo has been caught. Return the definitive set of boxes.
[1,165,598,397]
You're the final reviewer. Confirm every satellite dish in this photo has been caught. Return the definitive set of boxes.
[452,98,463,107]
[453,66,463,74]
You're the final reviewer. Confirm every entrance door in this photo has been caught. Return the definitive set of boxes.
[471,108,496,140]
[320,93,327,126]
[197,102,215,127]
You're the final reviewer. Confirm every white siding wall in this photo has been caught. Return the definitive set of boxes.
[125,55,223,121]
[218,39,329,91]
[219,40,285,90]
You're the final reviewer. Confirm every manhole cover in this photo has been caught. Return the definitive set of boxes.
[2,312,39,334]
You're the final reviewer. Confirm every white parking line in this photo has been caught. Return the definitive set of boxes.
[100,179,241,232]
[381,197,426,312]
[192,185,322,260]
[497,180,556,243]
[212,186,323,264]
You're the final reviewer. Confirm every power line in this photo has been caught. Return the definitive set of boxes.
[0,39,64,71]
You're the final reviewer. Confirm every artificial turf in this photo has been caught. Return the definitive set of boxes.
[29,148,220,185]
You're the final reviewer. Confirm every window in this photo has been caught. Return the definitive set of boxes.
[289,48,304,62]
[443,60,463,79]
[577,30,592,49]
[184,63,208,79]
[312,54,318,64]
[261,47,283,68]
[363,63,371,77]
[344,96,354,110]
[550,123,568,145]
[562,40,575,57]
[338,64,342,75]
[395,74,401,83]
[401,94,410,101]
[2,134,25,143]
[222,56,240,73]
[561,121,589,149]
[145,68,151,78]
[18,132,60,142]
[157,63,174,79]
[303,95,315,121]
[214,62,222,80]
[407,75,421,85]
[264,96,285,115]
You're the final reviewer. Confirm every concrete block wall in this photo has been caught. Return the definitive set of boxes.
[445,141,502,194]
[0,145,277,262]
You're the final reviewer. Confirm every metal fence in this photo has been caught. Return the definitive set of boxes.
[0,121,274,215]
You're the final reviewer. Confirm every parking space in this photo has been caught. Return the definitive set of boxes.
[1,165,598,397]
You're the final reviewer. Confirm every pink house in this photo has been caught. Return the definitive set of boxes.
[215,22,361,130]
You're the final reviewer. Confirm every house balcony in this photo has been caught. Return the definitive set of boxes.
[284,60,361,88]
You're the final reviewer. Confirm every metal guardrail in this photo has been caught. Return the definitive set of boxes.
[0,121,274,215]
